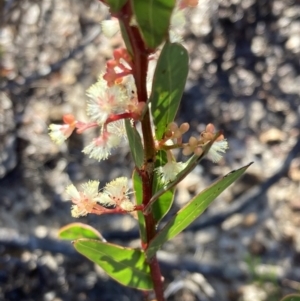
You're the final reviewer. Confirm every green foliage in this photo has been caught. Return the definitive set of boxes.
[119,19,133,55]
[245,254,281,301]
[280,295,300,301]
[152,150,175,223]
[54,2,255,299]
[133,171,147,243]
[133,151,175,227]
[150,42,188,140]
[131,0,176,49]
[58,223,103,240]
[146,162,253,258]
[104,0,127,13]
[149,135,220,205]
[125,119,144,168]
[73,239,153,290]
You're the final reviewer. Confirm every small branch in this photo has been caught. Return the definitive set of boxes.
[144,134,220,214]
[105,112,140,124]
[149,256,165,300]
[120,2,164,300]
[76,122,99,134]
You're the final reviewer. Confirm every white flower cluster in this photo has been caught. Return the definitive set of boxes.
[66,177,132,218]
[82,120,126,161]
[86,75,131,125]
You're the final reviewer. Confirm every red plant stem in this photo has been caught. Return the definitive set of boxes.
[76,122,98,134]
[105,112,140,124]
[149,256,165,300]
[134,204,144,211]
[120,2,165,301]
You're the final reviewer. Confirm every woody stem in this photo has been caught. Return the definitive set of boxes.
[120,2,165,301]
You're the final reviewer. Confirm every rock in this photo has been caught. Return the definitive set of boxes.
[242,213,258,227]
[195,227,219,245]
[221,214,244,231]
[286,34,300,53]
[240,284,267,301]
[289,199,300,211]
[229,68,257,96]
[23,3,40,25]
[259,128,285,144]
[251,36,268,56]
[248,238,266,255]
[289,158,300,182]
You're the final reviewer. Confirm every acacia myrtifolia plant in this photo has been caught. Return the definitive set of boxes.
[49,0,252,300]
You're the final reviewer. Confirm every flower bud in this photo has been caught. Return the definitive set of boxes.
[120,200,135,212]
[179,122,190,134]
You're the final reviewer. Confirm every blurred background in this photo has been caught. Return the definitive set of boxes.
[0,0,300,300]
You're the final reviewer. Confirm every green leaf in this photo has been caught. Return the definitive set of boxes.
[133,171,146,243]
[104,0,127,13]
[146,162,253,258]
[125,119,144,168]
[152,150,175,223]
[58,223,103,240]
[131,0,176,49]
[280,295,300,301]
[150,42,188,140]
[119,19,133,56]
[74,239,153,290]
[133,152,175,237]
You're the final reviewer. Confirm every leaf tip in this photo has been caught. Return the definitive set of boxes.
[247,161,254,167]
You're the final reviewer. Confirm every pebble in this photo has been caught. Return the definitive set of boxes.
[242,213,258,227]
[286,34,300,53]
[248,238,267,255]
[289,158,300,182]
[221,214,244,231]
[195,227,219,245]
[240,284,267,301]
[259,128,285,144]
